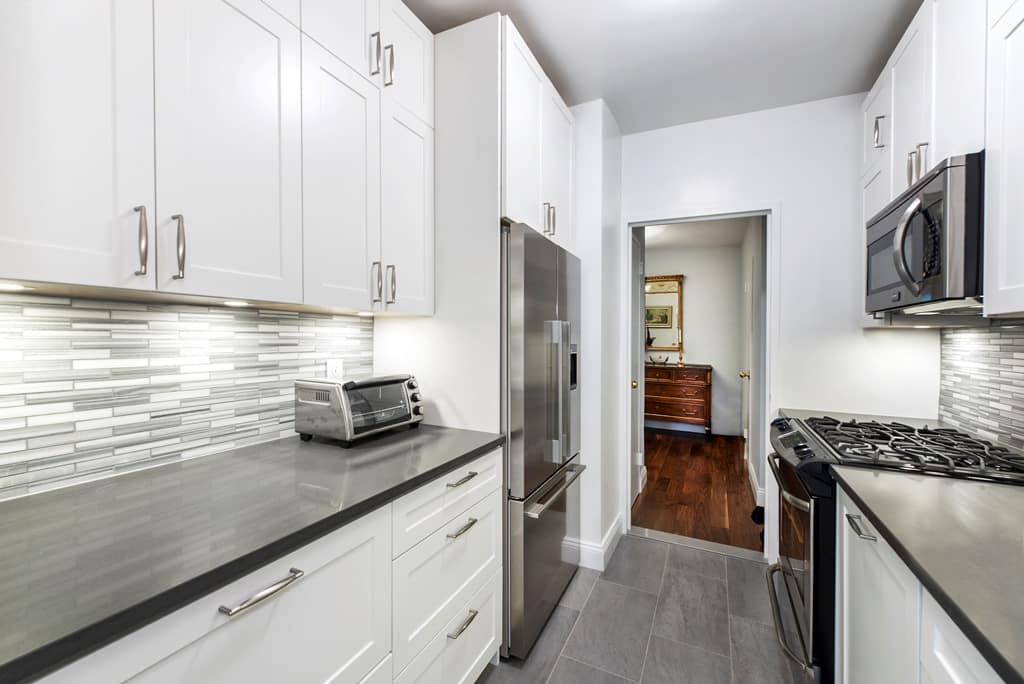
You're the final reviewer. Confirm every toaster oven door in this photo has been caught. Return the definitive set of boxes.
[345,383,411,435]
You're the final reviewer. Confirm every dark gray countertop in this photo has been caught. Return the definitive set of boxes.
[832,466,1024,684]
[0,425,504,683]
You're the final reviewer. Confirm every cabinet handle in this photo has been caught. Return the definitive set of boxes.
[371,261,383,303]
[385,264,396,304]
[133,205,148,276]
[170,214,186,280]
[906,151,917,187]
[845,514,877,541]
[915,142,929,181]
[550,205,556,236]
[447,609,479,640]
[383,44,394,86]
[369,32,381,76]
[446,471,478,489]
[446,517,478,540]
[543,202,551,234]
[218,567,304,617]
[872,115,885,149]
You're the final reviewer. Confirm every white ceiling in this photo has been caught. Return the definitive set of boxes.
[404,0,920,134]
[645,218,754,250]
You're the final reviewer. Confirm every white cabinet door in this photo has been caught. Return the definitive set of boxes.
[154,0,303,303]
[130,507,392,684]
[502,17,545,231]
[840,492,920,684]
[542,86,574,252]
[862,159,892,227]
[931,0,987,163]
[921,591,1002,684]
[382,0,434,127]
[381,97,434,315]
[302,0,381,84]
[984,0,1024,316]
[302,37,381,311]
[861,72,892,180]
[891,1,935,193]
[262,0,300,26]
[0,0,155,291]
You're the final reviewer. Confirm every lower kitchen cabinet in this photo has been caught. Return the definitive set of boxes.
[920,592,1001,684]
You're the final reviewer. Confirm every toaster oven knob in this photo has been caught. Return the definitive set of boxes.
[411,392,421,403]
[407,379,418,390]
[413,405,424,416]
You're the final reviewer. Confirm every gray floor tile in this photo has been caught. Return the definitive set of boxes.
[477,605,580,684]
[652,566,731,656]
[562,580,658,682]
[729,615,799,684]
[601,536,668,595]
[641,636,731,684]
[559,567,599,612]
[665,543,728,580]
[549,657,634,684]
[726,557,772,625]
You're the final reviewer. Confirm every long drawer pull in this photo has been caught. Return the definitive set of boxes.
[218,568,304,617]
[446,471,478,489]
[447,609,479,640]
[845,514,877,542]
[446,517,478,540]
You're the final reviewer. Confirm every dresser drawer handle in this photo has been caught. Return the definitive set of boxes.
[218,568,304,617]
[446,517,478,540]
[447,609,479,640]
[446,471,478,489]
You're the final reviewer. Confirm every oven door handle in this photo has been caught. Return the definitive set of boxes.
[893,196,925,296]
[768,453,811,512]
[766,563,814,675]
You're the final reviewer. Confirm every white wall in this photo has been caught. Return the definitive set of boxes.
[645,242,744,436]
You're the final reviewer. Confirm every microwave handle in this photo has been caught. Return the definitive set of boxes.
[892,197,925,296]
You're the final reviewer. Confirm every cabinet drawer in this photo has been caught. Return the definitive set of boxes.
[645,380,704,400]
[394,571,501,684]
[393,489,501,673]
[646,397,706,421]
[392,447,501,557]
[644,367,678,381]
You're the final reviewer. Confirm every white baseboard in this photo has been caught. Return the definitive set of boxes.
[564,513,624,572]
[747,454,765,506]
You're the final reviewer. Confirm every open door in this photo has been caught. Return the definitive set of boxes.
[630,228,646,503]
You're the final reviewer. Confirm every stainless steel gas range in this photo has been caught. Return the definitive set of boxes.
[767,409,1024,683]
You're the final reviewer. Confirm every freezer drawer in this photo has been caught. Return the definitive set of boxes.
[505,459,585,658]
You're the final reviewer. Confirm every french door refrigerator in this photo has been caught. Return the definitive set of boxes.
[501,221,585,658]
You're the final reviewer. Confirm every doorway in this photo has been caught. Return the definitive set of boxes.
[628,215,768,553]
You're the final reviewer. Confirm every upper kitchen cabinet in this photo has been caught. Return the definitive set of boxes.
[983,0,1024,316]
[302,37,382,312]
[542,86,575,251]
[931,0,987,163]
[861,71,892,183]
[153,0,303,304]
[301,0,382,85]
[890,1,934,195]
[0,0,156,291]
[382,0,435,127]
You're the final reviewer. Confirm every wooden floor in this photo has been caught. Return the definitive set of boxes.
[631,429,764,552]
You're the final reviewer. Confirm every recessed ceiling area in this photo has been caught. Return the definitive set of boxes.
[645,218,757,250]
[403,0,920,134]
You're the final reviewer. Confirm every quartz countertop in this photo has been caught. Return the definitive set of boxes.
[832,466,1024,684]
[0,425,504,683]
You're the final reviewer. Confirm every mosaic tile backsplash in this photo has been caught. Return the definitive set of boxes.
[940,327,1024,449]
[0,294,373,500]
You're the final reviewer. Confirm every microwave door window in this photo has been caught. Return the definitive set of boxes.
[347,385,409,434]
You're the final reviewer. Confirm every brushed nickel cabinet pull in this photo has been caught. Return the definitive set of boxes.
[543,202,551,234]
[370,32,382,76]
[872,115,885,149]
[550,205,556,236]
[371,261,383,303]
[915,142,929,181]
[446,517,478,540]
[845,514,877,542]
[133,205,148,276]
[170,214,186,280]
[446,471,478,489]
[383,44,395,86]
[218,568,304,617]
[906,151,917,187]
[447,609,479,640]
[385,264,397,304]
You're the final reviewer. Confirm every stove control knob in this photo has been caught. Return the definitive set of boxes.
[407,379,418,390]
[410,392,421,403]
[413,405,424,416]
[771,417,791,432]
[794,443,813,459]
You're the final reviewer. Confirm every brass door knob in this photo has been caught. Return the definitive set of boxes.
[631,380,638,389]
[739,371,751,379]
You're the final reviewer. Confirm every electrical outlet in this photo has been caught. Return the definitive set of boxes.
[326,359,345,381]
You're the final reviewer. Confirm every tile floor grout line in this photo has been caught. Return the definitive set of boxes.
[560,654,640,683]
[635,545,668,684]
[594,575,660,597]
[544,569,599,684]
[725,558,736,684]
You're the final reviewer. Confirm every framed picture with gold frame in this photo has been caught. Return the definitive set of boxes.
[644,274,684,351]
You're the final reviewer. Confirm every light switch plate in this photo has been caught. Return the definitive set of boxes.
[326,359,345,381]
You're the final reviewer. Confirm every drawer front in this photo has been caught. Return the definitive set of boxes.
[646,397,706,421]
[645,366,678,381]
[394,571,501,684]
[393,489,501,673]
[645,379,704,400]
[392,448,502,558]
[45,507,393,684]
[678,366,709,383]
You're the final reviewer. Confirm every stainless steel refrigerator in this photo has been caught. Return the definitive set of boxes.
[501,221,585,659]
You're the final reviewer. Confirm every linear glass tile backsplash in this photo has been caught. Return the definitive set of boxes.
[0,294,373,500]
[940,327,1024,449]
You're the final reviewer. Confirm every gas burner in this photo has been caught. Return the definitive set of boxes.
[803,416,1024,485]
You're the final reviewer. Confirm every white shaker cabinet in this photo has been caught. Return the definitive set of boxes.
[382,0,434,127]
[861,72,892,182]
[302,37,382,311]
[502,19,545,232]
[890,0,934,194]
[838,491,920,684]
[920,592,1002,684]
[931,0,987,164]
[0,0,156,291]
[542,87,575,252]
[302,0,382,83]
[153,0,303,304]
[984,0,1024,316]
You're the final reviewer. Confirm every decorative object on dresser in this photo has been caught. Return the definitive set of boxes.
[644,274,684,360]
[644,363,712,434]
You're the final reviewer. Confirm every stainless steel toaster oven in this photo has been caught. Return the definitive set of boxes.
[295,375,423,446]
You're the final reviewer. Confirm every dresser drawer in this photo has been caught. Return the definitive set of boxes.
[646,397,707,421]
[645,366,678,381]
[645,379,704,400]
[392,489,501,673]
[394,571,501,684]
[392,447,502,558]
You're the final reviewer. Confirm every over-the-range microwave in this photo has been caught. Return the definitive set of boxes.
[866,152,984,316]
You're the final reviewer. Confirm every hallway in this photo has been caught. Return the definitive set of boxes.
[631,430,763,552]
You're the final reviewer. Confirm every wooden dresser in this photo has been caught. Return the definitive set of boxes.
[644,363,713,434]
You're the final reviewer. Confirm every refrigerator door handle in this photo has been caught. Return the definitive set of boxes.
[559,320,571,464]
[525,463,585,519]
[546,320,563,463]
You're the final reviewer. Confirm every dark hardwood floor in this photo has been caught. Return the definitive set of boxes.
[631,429,764,552]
